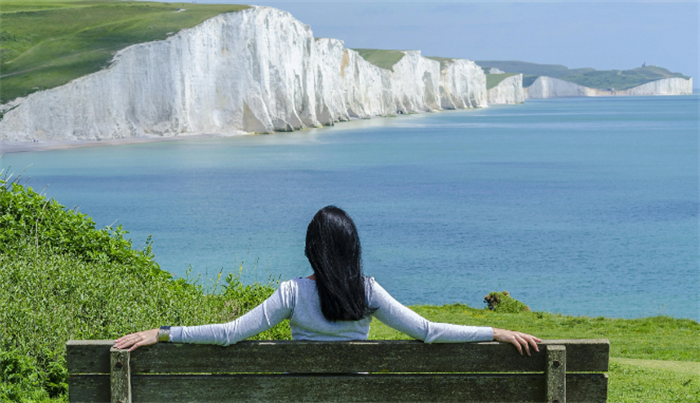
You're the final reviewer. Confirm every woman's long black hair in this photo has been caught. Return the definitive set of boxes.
[305,206,369,321]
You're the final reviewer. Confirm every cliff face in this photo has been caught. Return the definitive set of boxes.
[438,59,487,110]
[525,76,693,99]
[0,7,487,142]
[487,74,524,104]
[618,77,693,96]
[525,76,597,99]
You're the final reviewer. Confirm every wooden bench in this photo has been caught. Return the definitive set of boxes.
[67,339,609,403]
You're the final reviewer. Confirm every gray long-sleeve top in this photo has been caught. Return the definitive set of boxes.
[170,277,493,344]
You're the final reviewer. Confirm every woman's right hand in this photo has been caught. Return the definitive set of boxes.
[492,328,541,356]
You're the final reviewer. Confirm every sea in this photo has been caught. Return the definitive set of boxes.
[2,95,698,321]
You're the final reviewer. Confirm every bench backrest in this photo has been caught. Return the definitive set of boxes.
[67,339,609,403]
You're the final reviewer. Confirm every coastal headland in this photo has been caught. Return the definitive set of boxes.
[479,60,693,99]
[0,1,692,147]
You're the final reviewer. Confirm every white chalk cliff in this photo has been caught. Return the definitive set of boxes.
[487,74,524,104]
[619,77,693,96]
[0,7,488,142]
[525,76,693,99]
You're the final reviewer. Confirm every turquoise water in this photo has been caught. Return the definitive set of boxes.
[3,95,698,320]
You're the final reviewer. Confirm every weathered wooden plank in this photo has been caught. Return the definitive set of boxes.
[68,373,608,403]
[110,348,131,403]
[67,340,609,374]
[567,373,608,403]
[546,345,566,403]
[67,340,112,375]
[68,374,110,403]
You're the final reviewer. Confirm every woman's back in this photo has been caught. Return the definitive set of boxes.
[289,277,373,341]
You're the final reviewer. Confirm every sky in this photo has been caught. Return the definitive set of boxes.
[190,0,699,88]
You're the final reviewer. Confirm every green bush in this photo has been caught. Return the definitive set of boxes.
[0,176,291,401]
[0,177,163,278]
[483,291,531,313]
[0,348,52,402]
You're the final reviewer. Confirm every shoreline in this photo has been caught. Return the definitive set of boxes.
[0,133,235,154]
[0,108,471,154]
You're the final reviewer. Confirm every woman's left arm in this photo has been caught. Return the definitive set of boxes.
[369,280,541,354]
[114,281,294,351]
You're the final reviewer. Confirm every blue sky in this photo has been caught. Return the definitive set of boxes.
[194,1,699,87]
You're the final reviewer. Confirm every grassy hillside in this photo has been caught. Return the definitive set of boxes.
[353,48,405,70]
[477,60,690,90]
[476,60,595,79]
[486,73,518,90]
[0,0,248,104]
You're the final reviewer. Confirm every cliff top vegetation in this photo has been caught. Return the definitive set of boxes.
[476,60,690,91]
[0,0,248,104]
[485,73,519,90]
[352,48,405,71]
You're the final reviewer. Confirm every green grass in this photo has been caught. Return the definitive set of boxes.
[352,48,405,70]
[486,73,518,90]
[368,304,700,402]
[608,361,699,402]
[476,60,595,79]
[562,66,689,91]
[0,0,248,104]
[477,60,690,90]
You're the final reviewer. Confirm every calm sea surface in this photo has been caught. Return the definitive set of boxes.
[2,95,698,320]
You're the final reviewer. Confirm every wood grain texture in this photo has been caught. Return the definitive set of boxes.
[67,340,609,374]
[109,348,131,403]
[68,373,608,403]
[546,345,566,403]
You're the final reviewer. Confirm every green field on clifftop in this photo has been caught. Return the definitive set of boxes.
[0,0,248,104]
[352,48,405,70]
[477,60,690,90]
[486,73,518,90]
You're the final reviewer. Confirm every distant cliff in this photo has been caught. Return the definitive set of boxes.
[525,77,598,98]
[487,74,524,104]
[619,78,694,96]
[0,7,488,142]
[525,76,693,99]
[477,60,692,93]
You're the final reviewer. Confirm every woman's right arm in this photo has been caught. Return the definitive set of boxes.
[370,280,541,355]
[171,283,292,345]
[115,280,295,351]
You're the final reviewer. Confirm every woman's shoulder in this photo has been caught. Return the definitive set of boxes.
[280,277,315,293]
[364,276,378,289]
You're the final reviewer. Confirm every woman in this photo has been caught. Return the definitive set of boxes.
[116,206,541,355]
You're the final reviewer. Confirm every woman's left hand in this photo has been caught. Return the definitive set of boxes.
[114,328,159,351]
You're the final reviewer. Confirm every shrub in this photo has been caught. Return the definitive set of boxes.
[483,291,531,313]
[0,177,163,279]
